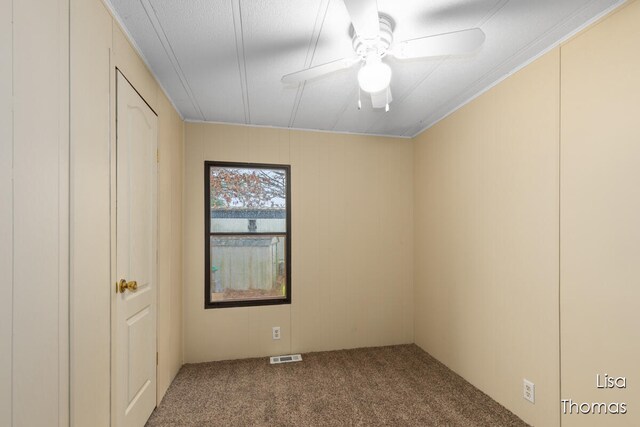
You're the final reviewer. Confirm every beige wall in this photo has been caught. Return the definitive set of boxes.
[70,0,111,423]
[70,0,184,425]
[2,0,70,425]
[183,123,414,362]
[413,50,561,427]
[560,1,640,425]
[156,90,185,402]
[0,0,13,423]
[414,2,640,425]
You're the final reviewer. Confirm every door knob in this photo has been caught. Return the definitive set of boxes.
[118,279,138,293]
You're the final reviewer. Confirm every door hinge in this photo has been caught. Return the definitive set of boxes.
[156,149,159,163]
[156,352,159,366]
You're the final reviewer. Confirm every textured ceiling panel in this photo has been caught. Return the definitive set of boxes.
[110,0,201,119]
[106,0,626,137]
[151,0,246,123]
[240,0,324,127]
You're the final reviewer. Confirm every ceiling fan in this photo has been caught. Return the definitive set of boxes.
[281,0,486,111]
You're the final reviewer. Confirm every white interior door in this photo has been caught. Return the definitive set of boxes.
[115,71,158,427]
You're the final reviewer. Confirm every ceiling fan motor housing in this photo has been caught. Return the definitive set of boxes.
[352,15,394,58]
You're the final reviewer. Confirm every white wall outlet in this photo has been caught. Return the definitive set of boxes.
[523,379,535,403]
[272,326,281,340]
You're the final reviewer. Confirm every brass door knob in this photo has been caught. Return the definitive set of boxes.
[118,279,138,293]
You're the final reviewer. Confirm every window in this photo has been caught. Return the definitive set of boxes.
[205,161,291,308]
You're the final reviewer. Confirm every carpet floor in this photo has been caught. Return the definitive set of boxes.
[147,344,529,426]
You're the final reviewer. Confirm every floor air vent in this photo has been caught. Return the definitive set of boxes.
[270,354,302,364]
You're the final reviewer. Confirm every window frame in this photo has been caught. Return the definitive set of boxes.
[204,160,292,309]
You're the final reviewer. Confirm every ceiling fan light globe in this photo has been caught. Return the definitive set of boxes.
[357,60,392,94]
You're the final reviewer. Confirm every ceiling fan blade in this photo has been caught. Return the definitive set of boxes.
[392,28,485,59]
[370,87,392,109]
[343,0,380,39]
[282,56,360,84]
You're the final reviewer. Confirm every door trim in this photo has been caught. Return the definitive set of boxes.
[110,68,159,426]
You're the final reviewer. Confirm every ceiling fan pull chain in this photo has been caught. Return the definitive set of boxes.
[385,87,390,112]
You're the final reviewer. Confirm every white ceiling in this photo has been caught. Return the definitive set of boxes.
[106,0,624,137]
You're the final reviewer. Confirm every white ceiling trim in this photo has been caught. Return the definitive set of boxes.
[101,0,185,120]
[231,0,251,124]
[140,0,204,120]
[408,0,627,138]
[288,0,332,128]
[184,119,410,140]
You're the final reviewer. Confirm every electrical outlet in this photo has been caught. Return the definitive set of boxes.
[523,379,535,403]
[272,326,281,340]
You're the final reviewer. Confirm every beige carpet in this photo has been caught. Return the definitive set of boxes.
[147,344,528,426]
